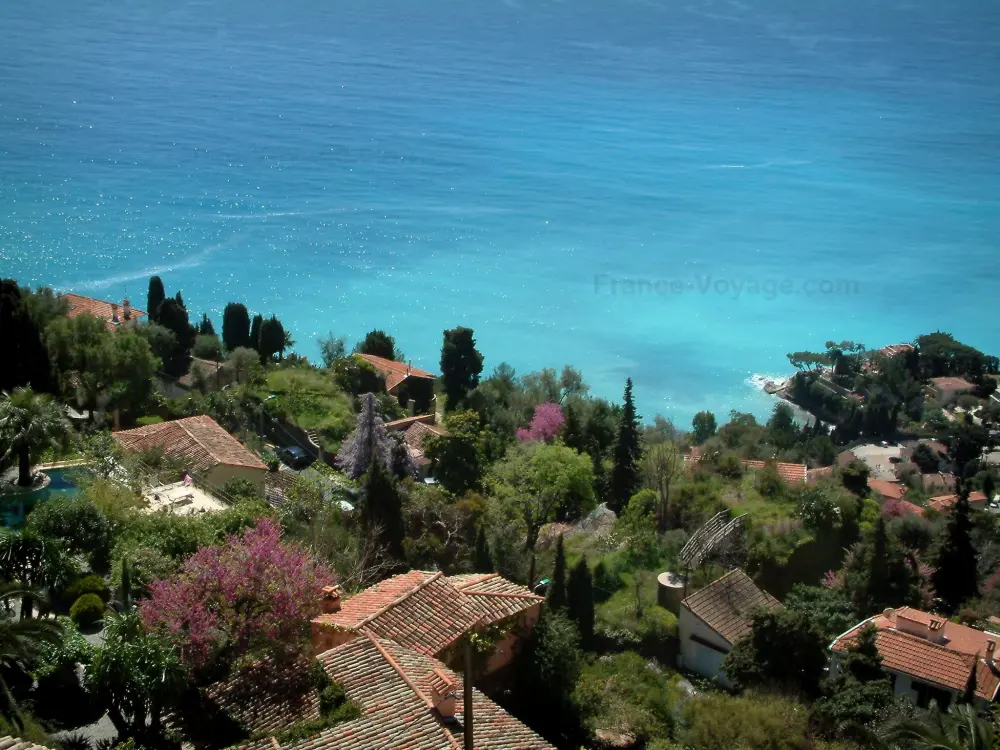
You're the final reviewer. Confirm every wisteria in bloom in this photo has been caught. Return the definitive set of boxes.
[140,518,335,681]
[516,402,565,443]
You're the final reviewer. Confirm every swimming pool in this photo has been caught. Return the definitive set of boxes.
[0,467,88,527]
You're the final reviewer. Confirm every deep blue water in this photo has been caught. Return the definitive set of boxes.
[2,0,999,423]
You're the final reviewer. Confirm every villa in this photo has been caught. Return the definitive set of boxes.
[930,376,977,406]
[356,353,437,411]
[62,292,145,330]
[311,570,543,677]
[831,607,1000,708]
[385,414,447,475]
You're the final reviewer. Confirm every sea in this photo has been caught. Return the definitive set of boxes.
[2,0,999,425]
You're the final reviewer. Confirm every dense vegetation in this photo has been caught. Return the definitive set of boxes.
[2,274,1000,750]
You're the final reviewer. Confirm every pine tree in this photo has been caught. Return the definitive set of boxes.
[363,458,405,561]
[932,487,980,612]
[440,326,484,411]
[548,534,568,611]
[566,555,594,648]
[473,526,493,573]
[609,378,642,513]
[146,276,165,323]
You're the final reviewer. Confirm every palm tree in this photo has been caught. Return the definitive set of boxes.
[882,703,996,749]
[281,329,295,359]
[0,387,69,486]
[0,583,63,726]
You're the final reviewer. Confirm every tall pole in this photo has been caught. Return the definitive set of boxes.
[464,637,474,750]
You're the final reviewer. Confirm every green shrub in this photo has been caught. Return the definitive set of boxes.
[136,416,164,426]
[65,574,111,604]
[679,691,810,750]
[69,593,106,627]
[263,450,280,472]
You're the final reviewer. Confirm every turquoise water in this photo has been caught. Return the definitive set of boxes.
[2,0,999,423]
[0,468,86,526]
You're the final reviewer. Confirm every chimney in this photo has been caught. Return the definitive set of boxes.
[123,298,132,320]
[111,302,120,323]
[407,360,411,375]
[428,668,458,723]
[319,584,342,615]
[987,640,996,666]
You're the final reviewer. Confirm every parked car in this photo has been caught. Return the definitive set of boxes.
[276,446,311,469]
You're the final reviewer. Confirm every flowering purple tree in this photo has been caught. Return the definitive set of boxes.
[516,402,565,443]
[140,519,334,686]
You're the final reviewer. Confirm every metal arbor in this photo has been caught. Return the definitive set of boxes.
[679,509,748,571]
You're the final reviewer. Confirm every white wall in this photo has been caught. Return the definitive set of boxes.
[678,605,734,687]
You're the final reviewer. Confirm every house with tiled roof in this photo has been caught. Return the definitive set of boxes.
[868,478,908,503]
[286,631,552,750]
[311,571,543,677]
[831,607,1000,709]
[678,569,781,687]
[927,491,988,514]
[62,292,145,330]
[356,354,437,411]
[385,415,447,475]
[930,376,977,405]
[743,459,808,484]
[113,415,267,492]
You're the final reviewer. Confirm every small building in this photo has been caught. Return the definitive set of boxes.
[356,353,436,411]
[743,460,808,484]
[113,415,267,493]
[927,491,988,514]
[62,293,145,330]
[678,569,781,687]
[868,478,908,503]
[157,358,233,399]
[930,376,977,406]
[830,607,1000,709]
[806,466,834,484]
[311,570,543,677]
[385,414,447,477]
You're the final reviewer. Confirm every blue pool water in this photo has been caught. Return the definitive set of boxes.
[1,0,999,424]
[0,468,87,526]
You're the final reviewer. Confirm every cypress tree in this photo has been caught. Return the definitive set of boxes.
[222,302,252,351]
[0,281,54,393]
[932,486,980,612]
[609,378,642,513]
[198,312,215,336]
[146,276,165,322]
[473,526,493,573]
[440,326,484,411]
[259,315,286,362]
[250,314,263,354]
[548,534,567,611]
[363,459,406,561]
[566,555,594,648]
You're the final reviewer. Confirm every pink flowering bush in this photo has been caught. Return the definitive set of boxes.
[516,402,565,443]
[141,519,334,682]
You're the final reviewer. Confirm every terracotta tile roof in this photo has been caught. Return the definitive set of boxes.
[205,673,320,735]
[806,466,834,484]
[743,460,808,484]
[384,414,438,431]
[0,737,56,750]
[178,358,229,389]
[313,571,540,657]
[837,450,859,467]
[402,422,447,466]
[681,569,781,646]
[113,415,267,472]
[832,610,1000,701]
[448,573,544,625]
[868,479,907,502]
[62,292,146,329]
[922,472,957,492]
[355,354,436,393]
[300,633,553,750]
[931,376,976,393]
[928,492,988,513]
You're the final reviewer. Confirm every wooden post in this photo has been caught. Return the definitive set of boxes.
[464,637,474,750]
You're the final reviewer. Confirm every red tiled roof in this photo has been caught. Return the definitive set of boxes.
[402,422,447,466]
[62,293,146,330]
[743,460,808,484]
[930,376,976,393]
[113,415,266,472]
[177,358,228,389]
[301,633,553,750]
[837,450,859,467]
[313,571,540,657]
[928,492,988,513]
[832,609,1000,701]
[681,569,781,646]
[384,414,437,431]
[205,671,320,735]
[355,354,436,392]
[922,472,957,492]
[868,479,907,502]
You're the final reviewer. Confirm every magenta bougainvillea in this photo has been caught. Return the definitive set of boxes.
[140,519,334,679]
[516,402,565,443]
